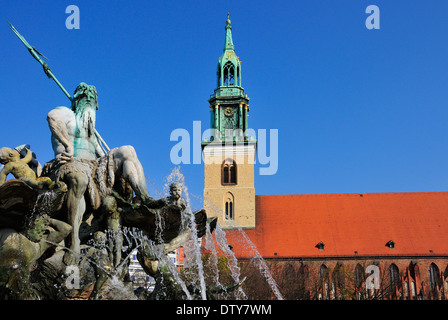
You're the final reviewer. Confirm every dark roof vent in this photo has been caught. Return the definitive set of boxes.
[315,241,325,251]
[385,240,395,249]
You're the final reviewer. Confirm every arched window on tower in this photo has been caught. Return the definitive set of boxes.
[223,61,235,86]
[224,192,234,220]
[237,66,240,86]
[222,159,237,185]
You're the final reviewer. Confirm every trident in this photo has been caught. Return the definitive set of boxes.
[8,21,110,153]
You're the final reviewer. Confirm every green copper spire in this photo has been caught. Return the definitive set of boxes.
[216,13,242,89]
[223,13,234,52]
[204,14,251,144]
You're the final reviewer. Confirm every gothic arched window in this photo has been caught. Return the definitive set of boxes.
[297,265,309,299]
[318,264,330,300]
[222,159,237,185]
[408,262,418,299]
[429,263,441,297]
[224,192,234,220]
[389,264,400,299]
[223,61,235,86]
[332,263,345,300]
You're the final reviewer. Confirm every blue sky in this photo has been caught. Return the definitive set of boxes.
[0,1,447,208]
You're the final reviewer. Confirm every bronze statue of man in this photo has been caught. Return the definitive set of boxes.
[46,82,156,264]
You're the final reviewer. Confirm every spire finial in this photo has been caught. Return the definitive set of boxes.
[223,12,234,51]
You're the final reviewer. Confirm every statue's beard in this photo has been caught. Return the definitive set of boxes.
[75,101,97,138]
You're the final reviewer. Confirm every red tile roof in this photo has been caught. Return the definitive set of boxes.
[224,192,448,259]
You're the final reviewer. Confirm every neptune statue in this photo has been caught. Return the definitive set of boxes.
[45,82,160,263]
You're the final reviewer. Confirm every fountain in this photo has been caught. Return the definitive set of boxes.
[0,146,282,300]
[199,196,284,300]
[0,79,221,300]
[0,23,283,301]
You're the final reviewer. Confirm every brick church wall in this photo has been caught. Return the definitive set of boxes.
[237,257,448,300]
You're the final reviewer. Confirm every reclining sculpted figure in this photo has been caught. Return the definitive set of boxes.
[0,213,72,299]
[45,82,157,263]
[0,146,54,190]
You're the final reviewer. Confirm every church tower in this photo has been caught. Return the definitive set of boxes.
[202,14,257,229]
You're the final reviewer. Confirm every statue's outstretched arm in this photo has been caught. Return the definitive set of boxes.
[20,148,33,164]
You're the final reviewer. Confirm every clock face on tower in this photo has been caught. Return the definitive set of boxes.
[224,107,234,117]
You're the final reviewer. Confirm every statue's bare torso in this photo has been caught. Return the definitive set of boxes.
[49,105,104,162]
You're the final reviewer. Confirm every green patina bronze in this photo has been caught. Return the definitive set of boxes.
[206,14,253,143]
